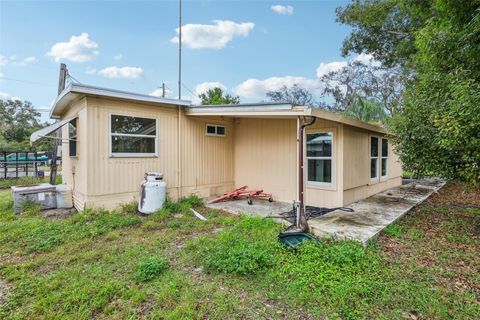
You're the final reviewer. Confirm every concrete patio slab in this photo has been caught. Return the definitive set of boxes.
[308,178,446,245]
[205,178,445,246]
[205,197,292,218]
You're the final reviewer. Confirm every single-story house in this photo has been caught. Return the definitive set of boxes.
[32,83,402,211]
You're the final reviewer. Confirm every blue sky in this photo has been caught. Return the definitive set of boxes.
[0,0,357,120]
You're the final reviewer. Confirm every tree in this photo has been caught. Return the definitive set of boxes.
[342,95,387,123]
[266,84,323,107]
[320,60,405,115]
[337,0,480,185]
[0,99,44,151]
[199,87,240,105]
[336,0,431,67]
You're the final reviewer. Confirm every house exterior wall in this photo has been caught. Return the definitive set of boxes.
[59,95,402,211]
[62,97,234,211]
[233,118,298,203]
[180,115,235,198]
[61,97,88,210]
[342,124,403,205]
[304,119,345,207]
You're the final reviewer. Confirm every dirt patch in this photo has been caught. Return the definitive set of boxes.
[42,207,77,220]
[0,278,11,305]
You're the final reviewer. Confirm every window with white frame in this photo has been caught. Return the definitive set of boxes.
[68,119,77,157]
[110,114,157,156]
[306,132,333,184]
[206,124,226,136]
[370,136,379,179]
[381,138,388,177]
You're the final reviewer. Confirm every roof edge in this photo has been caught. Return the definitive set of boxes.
[50,83,192,118]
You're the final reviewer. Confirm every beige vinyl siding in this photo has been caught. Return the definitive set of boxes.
[234,118,297,202]
[57,94,403,211]
[64,97,235,210]
[181,116,234,197]
[304,119,344,207]
[61,97,88,210]
[83,97,180,209]
[342,124,403,205]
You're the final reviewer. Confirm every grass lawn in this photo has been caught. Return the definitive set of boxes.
[0,182,479,319]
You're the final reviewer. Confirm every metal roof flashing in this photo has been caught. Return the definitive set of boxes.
[50,83,192,119]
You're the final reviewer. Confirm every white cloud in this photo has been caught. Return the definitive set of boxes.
[0,55,38,66]
[149,87,173,98]
[0,91,9,99]
[97,66,143,79]
[271,5,294,15]
[194,81,227,95]
[0,55,7,66]
[235,54,380,99]
[47,33,99,62]
[114,54,123,60]
[85,66,97,75]
[316,53,379,78]
[181,82,226,104]
[316,61,348,78]
[171,20,255,49]
[18,56,38,66]
[235,76,321,99]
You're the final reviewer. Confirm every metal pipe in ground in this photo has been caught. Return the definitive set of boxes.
[284,116,316,233]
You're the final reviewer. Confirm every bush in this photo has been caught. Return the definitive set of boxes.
[135,257,167,282]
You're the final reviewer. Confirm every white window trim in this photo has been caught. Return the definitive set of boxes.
[206,123,226,137]
[381,138,388,180]
[68,118,78,158]
[370,135,379,183]
[109,113,158,158]
[305,131,334,187]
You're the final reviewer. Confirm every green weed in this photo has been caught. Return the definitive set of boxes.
[384,223,404,238]
[135,257,168,282]
[190,216,282,275]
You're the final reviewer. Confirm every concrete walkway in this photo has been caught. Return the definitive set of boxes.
[308,178,445,245]
[205,178,445,246]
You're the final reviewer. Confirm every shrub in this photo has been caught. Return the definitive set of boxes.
[135,257,167,282]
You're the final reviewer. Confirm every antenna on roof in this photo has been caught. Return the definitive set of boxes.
[178,0,182,100]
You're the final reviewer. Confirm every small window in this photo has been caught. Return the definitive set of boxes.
[381,138,388,177]
[370,136,379,180]
[110,114,157,156]
[206,124,226,136]
[68,119,77,157]
[306,132,333,184]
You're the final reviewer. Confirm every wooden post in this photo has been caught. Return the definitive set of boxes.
[50,63,67,185]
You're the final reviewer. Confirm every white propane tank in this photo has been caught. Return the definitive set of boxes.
[138,172,166,214]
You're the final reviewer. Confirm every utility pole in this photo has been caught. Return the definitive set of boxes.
[162,83,166,98]
[50,63,67,185]
[178,0,182,100]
